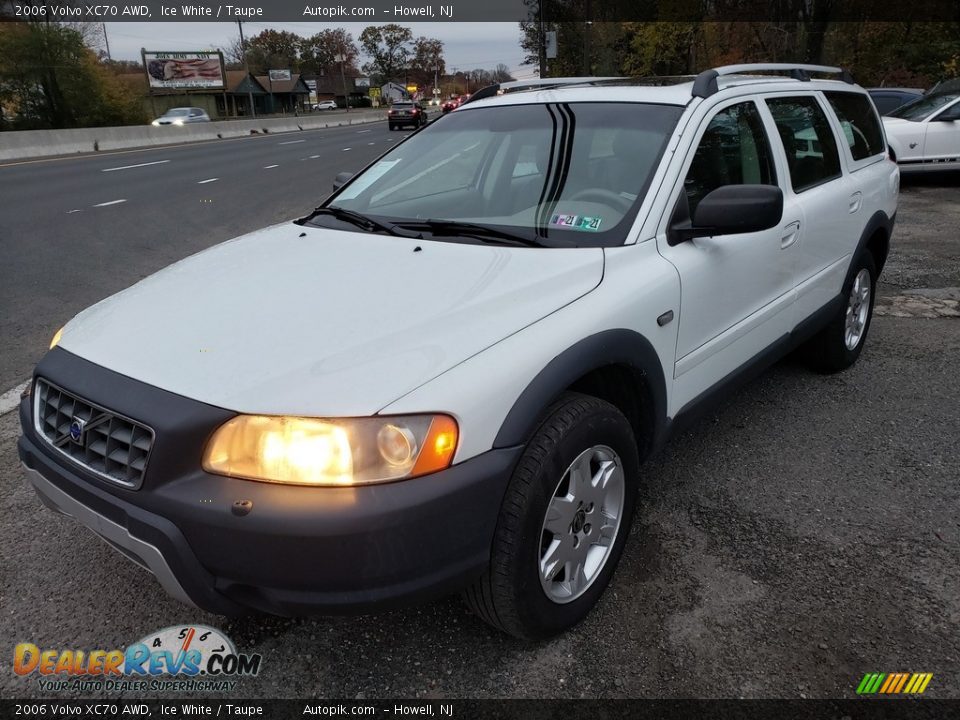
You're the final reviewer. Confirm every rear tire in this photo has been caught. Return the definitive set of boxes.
[463,393,639,640]
[804,251,877,373]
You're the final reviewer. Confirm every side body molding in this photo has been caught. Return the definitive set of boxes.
[493,329,668,454]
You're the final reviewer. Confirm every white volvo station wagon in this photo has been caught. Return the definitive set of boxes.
[19,65,898,639]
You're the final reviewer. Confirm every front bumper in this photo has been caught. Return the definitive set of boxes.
[18,349,520,616]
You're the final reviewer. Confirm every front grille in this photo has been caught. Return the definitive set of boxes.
[34,379,154,489]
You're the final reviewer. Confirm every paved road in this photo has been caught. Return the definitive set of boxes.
[0,118,419,392]
[0,171,957,699]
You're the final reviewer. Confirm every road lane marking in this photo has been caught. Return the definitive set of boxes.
[0,120,379,169]
[66,209,82,214]
[342,148,352,151]
[0,381,29,416]
[279,140,306,145]
[197,178,218,184]
[356,129,372,134]
[263,164,279,169]
[368,142,375,145]
[101,160,170,172]
[93,199,127,207]
[309,155,321,159]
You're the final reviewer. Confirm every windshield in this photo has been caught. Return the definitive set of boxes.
[888,92,960,121]
[321,102,682,247]
[163,108,191,117]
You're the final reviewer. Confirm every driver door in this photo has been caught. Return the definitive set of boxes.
[924,100,960,164]
[657,99,800,414]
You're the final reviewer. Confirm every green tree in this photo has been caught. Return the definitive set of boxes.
[409,36,445,87]
[0,21,146,130]
[244,29,302,75]
[299,28,359,77]
[359,24,413,84]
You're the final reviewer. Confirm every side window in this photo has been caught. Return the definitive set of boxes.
[766,97,842,193]
[825,91,885,161]
[871,94,899,115]
[684,101,776,216]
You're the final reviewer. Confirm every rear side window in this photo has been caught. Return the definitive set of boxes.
[825,92,885,161]
[684,101,777,216]
[766,97,842,193]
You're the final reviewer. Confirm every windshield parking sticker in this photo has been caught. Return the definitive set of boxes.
[549,213,603,231]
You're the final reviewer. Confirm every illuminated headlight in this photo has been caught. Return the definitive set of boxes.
[151,120,160,126]
[202,414,458,486]
[49,327,63,349]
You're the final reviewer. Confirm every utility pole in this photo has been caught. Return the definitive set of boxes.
[538,0,545,78]
[335,52,350,112]
[237,20,256,118]
[102,23,112,62]
[582,0,591,76]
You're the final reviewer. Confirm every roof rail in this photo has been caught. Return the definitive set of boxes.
[691,64,856,98]
[459,76,626,106]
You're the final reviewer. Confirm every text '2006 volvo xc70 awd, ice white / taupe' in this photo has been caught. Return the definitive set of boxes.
[19,65,898,639]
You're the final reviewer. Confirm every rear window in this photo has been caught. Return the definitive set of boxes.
[824,92,885,161]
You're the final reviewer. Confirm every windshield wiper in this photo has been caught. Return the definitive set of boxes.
[394,219,546,247]
[301,206,421,238]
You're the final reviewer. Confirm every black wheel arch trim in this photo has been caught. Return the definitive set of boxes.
[493,329,668,454]
[849,209,894,281]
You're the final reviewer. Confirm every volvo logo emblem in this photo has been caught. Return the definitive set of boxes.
[69,417,86,444]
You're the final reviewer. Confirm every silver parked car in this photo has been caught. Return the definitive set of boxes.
[151,107,211,126]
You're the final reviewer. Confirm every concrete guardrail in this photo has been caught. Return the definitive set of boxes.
[0,110,388,162]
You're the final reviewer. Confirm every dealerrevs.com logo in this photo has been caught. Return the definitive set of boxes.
[13,625,262,693]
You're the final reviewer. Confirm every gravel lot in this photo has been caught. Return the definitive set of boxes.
[1,172,958,700]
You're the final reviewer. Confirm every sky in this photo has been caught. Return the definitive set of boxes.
[102,21,538,79]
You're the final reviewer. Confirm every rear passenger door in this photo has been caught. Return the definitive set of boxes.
[763,95,858,322]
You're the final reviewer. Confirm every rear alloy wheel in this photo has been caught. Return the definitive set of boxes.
[805,251,877,372]
[463,393,639,639]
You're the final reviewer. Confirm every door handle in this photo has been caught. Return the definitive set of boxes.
[849,191,863,214]
[780,221,800,249]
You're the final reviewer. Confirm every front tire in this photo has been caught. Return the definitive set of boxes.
[463,393,639,639]
[805,251,877,373]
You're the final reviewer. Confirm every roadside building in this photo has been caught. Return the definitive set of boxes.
[303,71,372,108]
[255,74,311,115]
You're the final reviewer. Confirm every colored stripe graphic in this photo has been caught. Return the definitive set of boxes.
[856,672,932,695]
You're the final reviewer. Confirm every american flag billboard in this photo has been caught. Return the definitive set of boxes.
[144,52,225,90]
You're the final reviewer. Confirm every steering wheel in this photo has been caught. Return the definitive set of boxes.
[567,188,633,213]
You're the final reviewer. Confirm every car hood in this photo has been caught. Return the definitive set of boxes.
[59,223,604,416]
[881,116,914,132]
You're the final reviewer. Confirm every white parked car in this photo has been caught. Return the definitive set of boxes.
[312,100,338,111]
[150,107,211,125]
[19,65,898,639]
[882,89,960,171]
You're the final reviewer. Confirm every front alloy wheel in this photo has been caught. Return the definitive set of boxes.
[539,446,625,604]
[463,393,639,639]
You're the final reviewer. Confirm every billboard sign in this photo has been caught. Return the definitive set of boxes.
[355,77,371,88]
[144,52,224,89]
[269,69,292,82]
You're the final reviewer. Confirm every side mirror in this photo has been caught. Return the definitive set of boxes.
[669,185,783,245]
[332,171,353,192]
